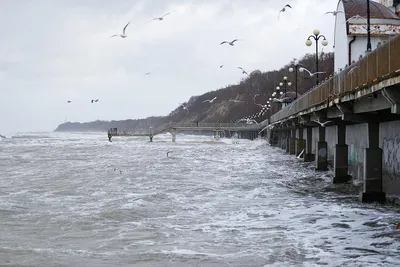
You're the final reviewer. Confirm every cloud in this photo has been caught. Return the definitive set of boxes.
[0,0,338,132]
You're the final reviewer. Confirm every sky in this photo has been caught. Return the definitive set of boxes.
[0,0,341,133]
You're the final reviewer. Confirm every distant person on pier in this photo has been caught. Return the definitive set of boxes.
[108,130,112,142]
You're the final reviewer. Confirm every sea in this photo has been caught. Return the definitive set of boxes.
[0,132,399,267]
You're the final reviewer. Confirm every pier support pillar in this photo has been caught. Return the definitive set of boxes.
[295,128,305,157]
[333,124,351,183]
[171,130,176,143]
[360,123,386,203]
[316,127,328,171]
[304,127,314,162]
[285,130,290,153]
[289,129,296,155]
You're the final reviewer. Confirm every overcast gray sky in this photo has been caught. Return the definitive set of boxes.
[0,0,339,133]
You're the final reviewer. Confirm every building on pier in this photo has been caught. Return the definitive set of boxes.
[334,0,400,73]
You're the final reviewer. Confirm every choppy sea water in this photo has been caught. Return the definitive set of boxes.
[0,132,399,267]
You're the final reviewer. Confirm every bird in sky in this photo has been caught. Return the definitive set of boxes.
[203,97,217,103]
[91,99,99,103]
[325,11,343,16]
[149,12,170,22]
[145,72,151,75]
[67,101,71,103]
[220,39,239,46]
[279,4,292,18]
[301,67,326,77]
[238,67,248,75]
[229,100,244,103]
[110,21,130,38]
[220,65,224,68]
[312,119,332,127]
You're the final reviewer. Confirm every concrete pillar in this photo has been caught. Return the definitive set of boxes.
[295,128,305,157]
[316,127,328,171]
[360,123,386,203]
[171,130,176,142]
[304,127,314,162]
[333,124,351,183]
[285,130,290,153]
[289,129,296,155]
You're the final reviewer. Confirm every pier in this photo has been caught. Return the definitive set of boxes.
[265,34,400,203]
[108,121,267,142]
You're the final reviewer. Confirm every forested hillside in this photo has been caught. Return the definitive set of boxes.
[55,52,334,132]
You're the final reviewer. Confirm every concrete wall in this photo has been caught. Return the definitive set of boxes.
[326,126,337,165]
[380,120,400,194]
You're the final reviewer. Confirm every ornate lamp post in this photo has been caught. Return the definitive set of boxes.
[305,29,328,86]
[288,59,304,100]
[367,0,371,52]
[279,76,291,96]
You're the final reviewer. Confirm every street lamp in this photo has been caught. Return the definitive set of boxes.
[306,29,328,85]
[279,76,291,96]
[367,0,371,52]
[288,59,303,100]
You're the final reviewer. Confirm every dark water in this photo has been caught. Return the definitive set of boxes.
[0,132,399,267]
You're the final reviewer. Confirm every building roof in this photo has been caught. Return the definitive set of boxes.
[343,0,400,20]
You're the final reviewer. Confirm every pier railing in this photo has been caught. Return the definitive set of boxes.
[271,34,400,123]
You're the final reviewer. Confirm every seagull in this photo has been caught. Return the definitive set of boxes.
[229,100,244,103]
[347,65,359,76]
[167,151,173,157]
[220,39,239,46]
[203,97,217,103]
[301,67,326,77]
[220,65,224,68]
[312,119,332,127]
[325,11,343,16]
[279,4,292,18]
[238,67,248,75]
[145,72,151,75]
[67,101,71,103]
[91,99,99,103]
[113,168,123,174]
[346,15,365,22]
[152,12,171,21]
[297,149,305,159]
[110,21,130,38]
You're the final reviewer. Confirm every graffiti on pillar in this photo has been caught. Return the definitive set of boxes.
[349,143,358,166]
[318,147,327,157]
[382,136,400,181]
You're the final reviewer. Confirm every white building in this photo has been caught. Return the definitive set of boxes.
[334,0,400,73]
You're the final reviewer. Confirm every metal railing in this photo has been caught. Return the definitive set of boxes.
[271,34,400,123]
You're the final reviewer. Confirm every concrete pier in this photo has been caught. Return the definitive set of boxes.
[333,124,351,183]
[316,127,328,171]
[304,127,314,162]
[295,128,305,158]
[289,129,296,155]
[360,123,386,203]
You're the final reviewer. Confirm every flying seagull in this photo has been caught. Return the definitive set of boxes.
[145,72,151,75]
[203,97,217,103]
[220,39,238,46]
[113,168,123,174]
[150,12,171,22]
[229,100,244,103]
[110,21,130,38]
[347,65,359,76]
[325,11,343,16]
[279,4,292,18]
[220,65,224,68]
[91,99,99,103]
[301,67,326,77]
[238,67,248,75]
[67,101,71,103]
[167,151,173,157]
[312,119,332,127]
